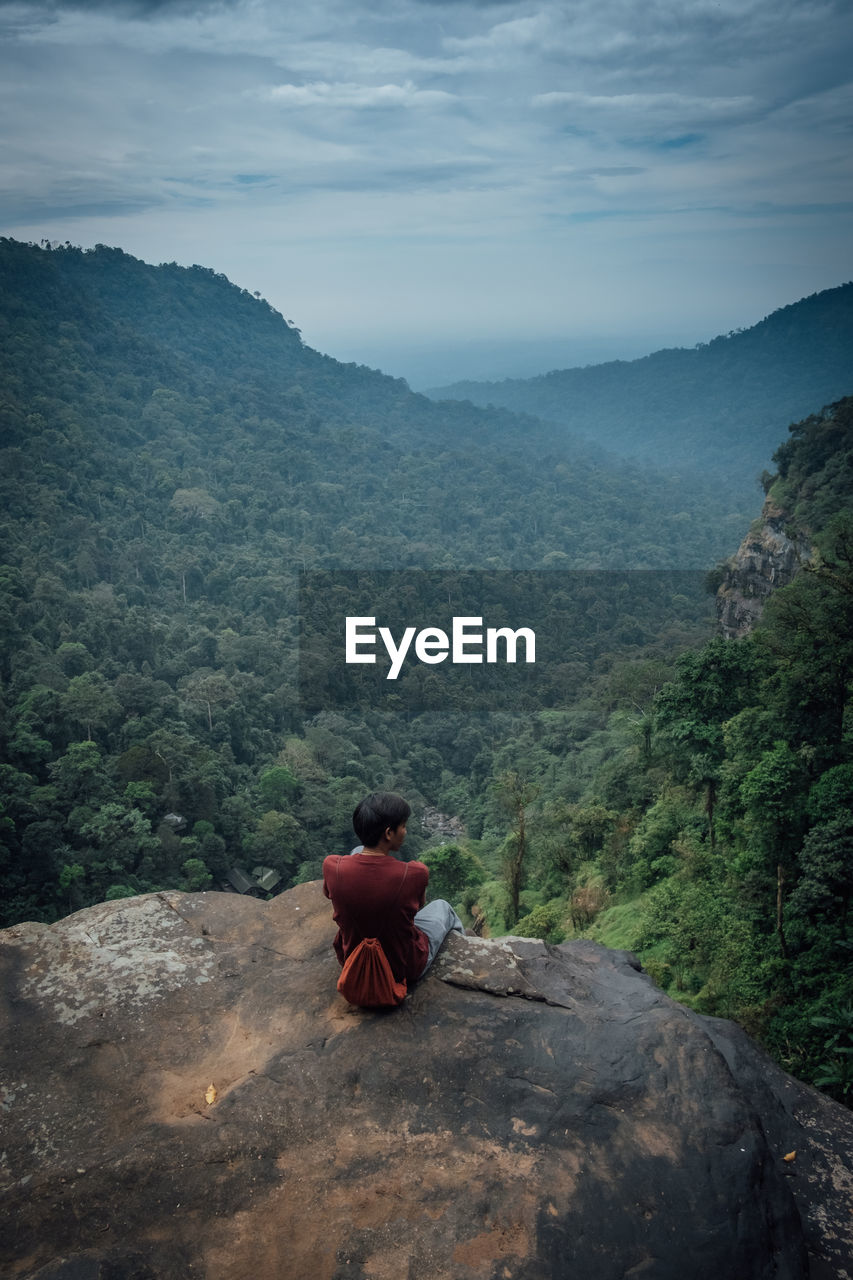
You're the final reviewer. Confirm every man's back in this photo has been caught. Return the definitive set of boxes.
[323,853,430,984]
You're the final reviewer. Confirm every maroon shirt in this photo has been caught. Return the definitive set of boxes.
[322,853,430,984]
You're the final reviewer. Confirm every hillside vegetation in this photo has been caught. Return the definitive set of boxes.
[428,283,853,479]
[485,398,853,1101]
[0,237,724,925]
[1,238,851,1103]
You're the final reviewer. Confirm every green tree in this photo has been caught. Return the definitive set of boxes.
[12,685,64,760]
[807,764,853,825]
[48,741,110,806]
[258,765,300,810]
[789,819,853,930]
[513,902,566,943]
[421,843,485,906]
[811,1003,853,1103]
[105,883,138,900]
[655,638,763,849]
[493,771,539,927]
[566,802,619,859]
[62,672,121,741]
[181,857,213,892]
[56,641,94,676]
[739,741,808,956]
[757,547,853,766]
[58,861,86,912]
[245,810,302,878]
[123,781,158,815]
[79,803,160,900]
[181,670,235,733]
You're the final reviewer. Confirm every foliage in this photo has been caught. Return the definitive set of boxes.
[513,902,566,944]
[492,772,540,927]
[811,1003,853,1102]
[421,843,486,908]
[1,238,852,1108]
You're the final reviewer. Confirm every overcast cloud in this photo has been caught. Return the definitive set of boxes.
[1,0,851,383]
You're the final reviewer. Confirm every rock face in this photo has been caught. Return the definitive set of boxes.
[420,806,465,840]
[716,498,811,638]
[2,884,851,1280]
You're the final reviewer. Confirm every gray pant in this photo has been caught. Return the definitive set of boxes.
[414,899,465,976]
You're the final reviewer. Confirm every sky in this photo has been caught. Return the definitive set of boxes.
[1,0,852,386]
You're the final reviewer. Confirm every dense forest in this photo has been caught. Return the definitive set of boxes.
[492,398,853,1104]
[1,239,850,1105]
[429,283,853,479]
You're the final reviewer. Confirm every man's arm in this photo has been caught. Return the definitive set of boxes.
[417,861,429,910]
[322,854,339,899]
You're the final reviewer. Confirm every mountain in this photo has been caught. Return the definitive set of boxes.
[427,284,853,479]
[0,237,749,574]
[0,237,731,930]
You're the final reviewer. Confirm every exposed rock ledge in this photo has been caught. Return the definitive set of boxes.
[716,498,812,639]
[2,883,851,1280]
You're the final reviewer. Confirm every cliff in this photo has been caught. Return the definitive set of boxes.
[2,883,851,1280]
[716,395,853,638]
[715,497,811,638]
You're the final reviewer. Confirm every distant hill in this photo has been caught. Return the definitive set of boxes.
[0,237,751,573]
[427,284,853,476]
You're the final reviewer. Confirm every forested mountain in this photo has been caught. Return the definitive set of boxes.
[0,239,748,572]
[428,283,853,480]
[0,236,726,930]
[1,239,851,1104]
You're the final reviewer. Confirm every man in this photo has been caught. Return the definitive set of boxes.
[323,791,464,987]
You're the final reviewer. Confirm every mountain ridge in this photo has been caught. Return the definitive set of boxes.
[427,282,853,476]
[0,236,752,571]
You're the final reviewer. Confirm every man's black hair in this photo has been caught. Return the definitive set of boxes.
[352,792,411,847]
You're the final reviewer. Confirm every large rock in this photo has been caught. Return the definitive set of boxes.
[716,497,811,638]
[1,884,850,1280]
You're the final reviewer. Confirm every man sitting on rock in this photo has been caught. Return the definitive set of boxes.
[322,791,464,989]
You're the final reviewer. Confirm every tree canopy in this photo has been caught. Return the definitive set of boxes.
[1,238,852,1104]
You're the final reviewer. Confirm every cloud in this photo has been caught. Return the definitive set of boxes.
[532,91,754,117]
[265,80,457,109]
[0,0,229,9]
[559,165,646,178]
[443,11,553,54]
[1,0,851,362]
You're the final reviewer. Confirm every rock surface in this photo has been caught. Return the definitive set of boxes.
[2,883,851,1280]
[716,497,811,638]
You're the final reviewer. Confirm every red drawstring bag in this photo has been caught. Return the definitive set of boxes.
[337,937,408,1007]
